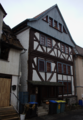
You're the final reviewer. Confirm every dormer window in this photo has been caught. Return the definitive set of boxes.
[63,27,67,33]
[47,38,52,47]
[43,16,48,22]
[59,23,61,32]
[54,20,57,28]
[49,18,53,27]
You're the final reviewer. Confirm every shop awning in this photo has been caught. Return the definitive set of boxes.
[28,81,64,87]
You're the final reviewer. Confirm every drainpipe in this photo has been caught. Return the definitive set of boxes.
[17,48,27,112]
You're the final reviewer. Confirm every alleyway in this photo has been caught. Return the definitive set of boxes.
[28,108,83,120]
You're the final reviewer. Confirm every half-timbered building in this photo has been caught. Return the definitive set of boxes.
[12,4,76,105]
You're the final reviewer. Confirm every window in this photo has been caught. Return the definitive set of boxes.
[47,38,52,47]
[63,64,66,74]
[38,59,52,72]
[58,63,62,73]
[49,18,53,26]
[38,59,45,72]
[65,46,69,54]
[63,27,67,33]
[40,35,45,46]
[43,16,48,22]
[57,62,71,75]
[61,44,65,52]
[58,81,72,95]
[59,23,61,31]
[47,62,51,72]
[67,65,71,74]
[54,20,57,28]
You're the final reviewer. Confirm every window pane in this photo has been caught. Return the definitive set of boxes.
[47,38,52,47]
[68,66,70,74]
[59,24,61,31]
[39,60,44,71]
[40,35,45,45]
[58,63,62,73]
[63,64,66,74]
[66,46,69,54]
[49,18,53,26]
[54,21,57,28]
[61,44,65,52]
[47,62,51,72]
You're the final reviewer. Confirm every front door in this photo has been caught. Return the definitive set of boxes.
[0,78,11,107]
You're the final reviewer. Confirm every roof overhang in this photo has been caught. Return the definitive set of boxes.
[28,81,64,87]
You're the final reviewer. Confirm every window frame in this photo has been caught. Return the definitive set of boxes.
[65,46,69,54]
[59,23,61,32]
[63,64,67,74]
[57,62,62,73]
[46,61,52,72]
[49,17,53,27]
[43,16,48,22]
[54,20,57,28]
[61,44,65,53]
[40,35,46,46]
[67,65,71,75]
[46,38,52,48]
[58,81,72,95]
[38,59,45,72]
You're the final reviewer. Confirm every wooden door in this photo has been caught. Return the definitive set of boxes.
[0,78,11,107]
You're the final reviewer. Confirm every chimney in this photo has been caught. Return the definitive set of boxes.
[0,4,7,39]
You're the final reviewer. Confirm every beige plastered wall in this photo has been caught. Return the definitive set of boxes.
[75,56,83,100]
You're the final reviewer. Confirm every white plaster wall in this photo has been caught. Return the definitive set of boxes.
[37,46,43,52]
[35,32,39,40]
[32,70,41,81]
[53,39,56,46]
[47,48,51,53]
[11,76,18,110]
[52,63,56,72]
[54,49,57,56]
[0,48,20,75]
[72,76,74,95]
[58,74,62,80]
[63,75,67,80]
[58,50,60,57]
[34,41,38,49]
[17,28,30,91]
[50,73,56,82]
[68,76,71,80]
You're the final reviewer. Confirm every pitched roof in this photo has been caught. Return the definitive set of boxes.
[0,4,7,17]
[75,45,83,56]
[1,22,23,50]
[12,4,76,47]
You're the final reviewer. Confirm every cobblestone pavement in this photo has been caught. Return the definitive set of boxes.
[28,109,83,120]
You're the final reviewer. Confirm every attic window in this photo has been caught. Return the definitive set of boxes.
[59,23,61,32]
[43,16,48,22]
[63,27,67,33]
[49,18,53,27]
[40,35,45,46]
[54,20,57,28]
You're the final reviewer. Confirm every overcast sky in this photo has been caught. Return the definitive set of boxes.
[1,0,83,47]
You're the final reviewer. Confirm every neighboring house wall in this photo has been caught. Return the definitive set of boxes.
[75,56,83,100]
[17,28,30,91]
[0,48,21,109]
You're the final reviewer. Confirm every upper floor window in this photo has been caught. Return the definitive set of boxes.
[61,44,65,53]
[38,59,52,72]
[49,18,53,26]
[43,16,48,22]
[38,59,45,72]
[59,23,61,32]
[58,63,62,73]
[63,64,66,74]
[47,62,51,72]
[40,35,45,46]
[65,46,69,54]
[67,65,71,74]
[47,38,52,47]
[57,62,71,75]
[54,20,57,28]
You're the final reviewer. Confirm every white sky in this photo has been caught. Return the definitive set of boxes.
[1,0,83,47]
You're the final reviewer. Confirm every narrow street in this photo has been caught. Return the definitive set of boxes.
[29,108,83,120]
